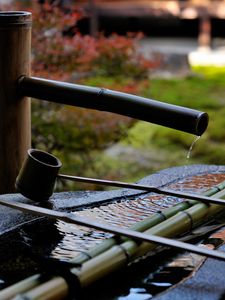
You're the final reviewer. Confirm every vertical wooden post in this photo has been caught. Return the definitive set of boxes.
[0,12,31,194]
[89,0,98,37]
[198,12,211,49]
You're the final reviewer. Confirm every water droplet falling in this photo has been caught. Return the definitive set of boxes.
[186,135,201,160]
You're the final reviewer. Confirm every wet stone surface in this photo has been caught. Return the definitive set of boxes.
[1,164,225,299]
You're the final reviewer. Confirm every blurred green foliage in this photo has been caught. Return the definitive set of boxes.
[121,66,225,180]
[11,1,225,189]
[31,66,225,189]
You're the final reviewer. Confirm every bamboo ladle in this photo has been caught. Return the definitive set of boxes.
[16,149,225,206]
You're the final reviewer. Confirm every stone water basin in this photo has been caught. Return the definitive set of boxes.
[0,164,225,299]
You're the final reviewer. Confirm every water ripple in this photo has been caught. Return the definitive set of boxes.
[51,173,225,260]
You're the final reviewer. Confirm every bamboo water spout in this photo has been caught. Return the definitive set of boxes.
[0,10,209,193]
[18,76,208,136]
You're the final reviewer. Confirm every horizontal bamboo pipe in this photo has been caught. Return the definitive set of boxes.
[77,196,225,288]
[0,198,225,262]
[18,76,208,135]
[52,190,225,294]
[0,201,195,300]
[7,188,225,300]
[0,199,225,260]
[2,181,225,299]
[71,200,194,264]
[130,200,225,261]
[71,179,225,264]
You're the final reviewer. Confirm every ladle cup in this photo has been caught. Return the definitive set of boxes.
[15,149,62,201]
[15,149,225,207]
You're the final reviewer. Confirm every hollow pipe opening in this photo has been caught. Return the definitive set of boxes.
[0,11,32,26]
[195,112,209,136]
[28,149,62,168]
[18,76,210,136]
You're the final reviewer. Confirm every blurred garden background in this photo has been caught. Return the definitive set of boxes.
[2,0,225,191]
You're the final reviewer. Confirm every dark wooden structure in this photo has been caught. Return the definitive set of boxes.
[78,0,225,47]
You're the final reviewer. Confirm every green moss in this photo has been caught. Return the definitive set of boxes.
[143,77,224,110]
[33,66,225,189]
[192,66,225,83]
[119,66,225,179]
[76,67,225,185]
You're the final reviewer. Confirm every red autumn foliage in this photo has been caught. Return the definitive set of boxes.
[27,1,152,79]
[2,0,154,184]
[9,1,154,79]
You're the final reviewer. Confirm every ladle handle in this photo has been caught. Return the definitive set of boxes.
[58,173,225,206]
[0,198,225,262]
[16,149,225,206]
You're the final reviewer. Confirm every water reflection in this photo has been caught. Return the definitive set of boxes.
[2,172,224,298]
[51,172,225,260]
[118,288,152,300]
[0,279,5,287]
